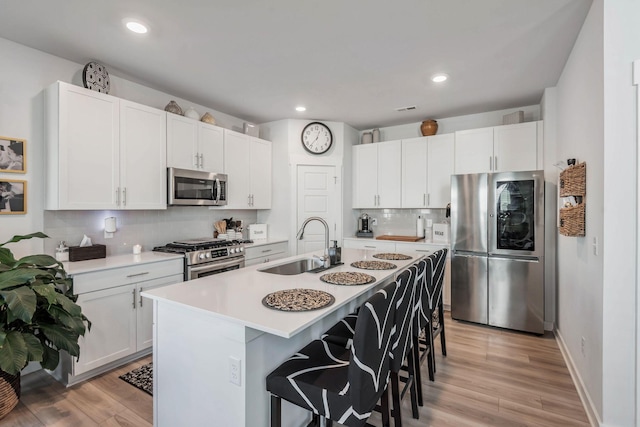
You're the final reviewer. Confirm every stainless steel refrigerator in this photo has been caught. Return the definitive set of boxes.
[450,170,544,334]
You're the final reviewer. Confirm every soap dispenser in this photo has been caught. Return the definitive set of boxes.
[329,240,342,265]
[55,241,69,262]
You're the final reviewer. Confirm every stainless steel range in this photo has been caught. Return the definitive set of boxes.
[153,238,246,281]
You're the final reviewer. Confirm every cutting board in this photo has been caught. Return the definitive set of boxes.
[376,235,424,242]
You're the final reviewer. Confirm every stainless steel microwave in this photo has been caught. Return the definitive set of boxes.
[168,167,227,206]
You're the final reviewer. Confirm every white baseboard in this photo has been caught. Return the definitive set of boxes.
[555,328,602,427]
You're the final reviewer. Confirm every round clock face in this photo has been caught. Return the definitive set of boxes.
[301,122,333,155]
[82,61,111,94]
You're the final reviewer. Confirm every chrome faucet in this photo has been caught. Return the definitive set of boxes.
[296,217,330,269]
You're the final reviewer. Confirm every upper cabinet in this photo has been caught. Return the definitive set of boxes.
[401,134,454,208]
[353,140,402,208]
[454,121,539,174]
[166,114,224,173]
[223,130,272,209]
[45,81,166,210]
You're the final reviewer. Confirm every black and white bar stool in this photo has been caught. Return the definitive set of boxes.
[266,280,399,427]
[420,249,448,373]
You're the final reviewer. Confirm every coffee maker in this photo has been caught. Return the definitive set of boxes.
[356,213,374,238]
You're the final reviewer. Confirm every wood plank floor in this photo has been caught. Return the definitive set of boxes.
[3,312,589,426]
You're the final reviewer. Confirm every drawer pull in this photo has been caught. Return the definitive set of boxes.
[261,249,272,253]
[139,289,144,307]
[364,245,376,248]
[132,289,136,309]
[126,272,150,278]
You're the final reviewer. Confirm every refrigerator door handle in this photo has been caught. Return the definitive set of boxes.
[489,254,539,262]
[453,251,487,258]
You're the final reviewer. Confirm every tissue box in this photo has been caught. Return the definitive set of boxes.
[432,224,450,243]
[68,244,106,262]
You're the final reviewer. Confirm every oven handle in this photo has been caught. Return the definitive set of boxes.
[189,257,244,274]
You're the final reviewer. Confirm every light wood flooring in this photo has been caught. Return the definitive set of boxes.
[3,313,589,426]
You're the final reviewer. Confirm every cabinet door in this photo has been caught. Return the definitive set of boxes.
[402,137,428,208]
[377,140,402,208]
[199,123,224,173]
[352,144,378,208]
[224,130,252,208]
[57,82,120,209]
[493,122,538,172]
[427,133,454,207]
[249,137,272,209]
[167,114,199,170]
[454,127,494,174]
[74,285,136,375]
[120,100,167,209]
[137,274,183,351]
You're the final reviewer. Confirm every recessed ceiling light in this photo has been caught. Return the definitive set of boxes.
[295,106,306,112]
[125,20,148,34]
[431,74,448,83]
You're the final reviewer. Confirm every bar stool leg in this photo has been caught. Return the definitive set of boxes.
[439,302,447,356]
[412,336,424,406]
[390,372,402,427]
[407,346,420,419]
[271,395,282,427]
[381,387,391,427]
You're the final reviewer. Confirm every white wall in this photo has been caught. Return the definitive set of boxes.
[0,37,252,258]
[555,0,605,421]
[601,0,640,425]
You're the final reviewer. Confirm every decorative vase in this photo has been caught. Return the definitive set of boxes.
[420,119,438,136]
[201,112,216,125]
[372,128,380,143]
[361,132,373,144]
[0,370,20,419]
[184,107,199,119]
[164,100,183,115]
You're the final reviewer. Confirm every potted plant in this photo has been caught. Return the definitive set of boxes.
[0,232,90,418]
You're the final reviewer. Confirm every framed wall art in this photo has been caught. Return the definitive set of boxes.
[0,179,26,214]
[0,136,26,173]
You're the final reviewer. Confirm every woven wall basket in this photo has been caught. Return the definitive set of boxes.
[0,370,20,419]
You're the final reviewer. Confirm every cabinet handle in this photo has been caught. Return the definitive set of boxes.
[123,188,126,206]
[199,153,204,169]
[427,193,430,206]
[423,194,426,206]
[364,245,376,248]
[261,249,272,253]
[132,288,136,309]
[494,156,497,171]
[195,153,200,168]
[139,289,144,307]
[126,272,150,278]
[415,249,431,253]
[248,195,252,206]
[489,156,492,170]
[116,188,120,206]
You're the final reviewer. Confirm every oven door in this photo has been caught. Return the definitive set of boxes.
[187,256,245,280]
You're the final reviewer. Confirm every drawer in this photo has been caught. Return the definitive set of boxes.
[397,242,449,255]
[245,242,288,261]
[72,258,184,295]
[245,251,288,267]
[343,239,396,252]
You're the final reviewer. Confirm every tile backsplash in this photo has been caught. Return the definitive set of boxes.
[355,208,449,237]
[43,208,258,256]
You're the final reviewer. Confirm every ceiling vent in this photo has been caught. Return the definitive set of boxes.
[394,105,417,112]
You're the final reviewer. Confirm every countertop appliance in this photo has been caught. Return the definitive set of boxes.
[168,167,227,206]
[356,212,373,238]
[450,170,544,334]
[153,238,246,281]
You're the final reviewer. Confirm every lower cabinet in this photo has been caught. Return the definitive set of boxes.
[53,258,183,385]
[245,241,288,266]
[343,239,397,252]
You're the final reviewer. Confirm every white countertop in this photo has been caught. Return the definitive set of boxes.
[62,251,184,276]
[142,248,427,338]
[344,236,450,246]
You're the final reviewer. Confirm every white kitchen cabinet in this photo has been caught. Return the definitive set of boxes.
[454,121,539,174]
[166,113,224,173]
[45,81,166,210]
[352,140,401,208]
[401,134,454,208]
[224,130,272,209]
[244,241,288,266]
[53,258,183,385]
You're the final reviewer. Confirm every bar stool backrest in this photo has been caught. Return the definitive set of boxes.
[426,249,448,310]
[390,266,417,372]
[348,280,399,414]
[413,258,428,333]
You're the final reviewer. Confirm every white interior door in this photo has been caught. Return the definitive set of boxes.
[296,165,338,255]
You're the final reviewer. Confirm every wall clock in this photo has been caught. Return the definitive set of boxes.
[82,61,111,94]
[301,122,333,155]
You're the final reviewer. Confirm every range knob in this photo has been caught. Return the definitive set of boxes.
[239,247,244,252]
[198,253,206,260]
[230,248,236,254]
[205,252,211,258]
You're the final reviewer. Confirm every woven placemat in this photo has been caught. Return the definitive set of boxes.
[262,289,335,311]
[350,260,397,270]
[320,271,376,286]
[372,253,412,261]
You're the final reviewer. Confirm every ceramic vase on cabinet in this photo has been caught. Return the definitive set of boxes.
[420,119,438,136]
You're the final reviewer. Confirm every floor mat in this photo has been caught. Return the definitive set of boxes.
[119,363,153,395]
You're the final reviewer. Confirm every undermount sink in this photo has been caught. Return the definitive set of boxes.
[258,258,342,275]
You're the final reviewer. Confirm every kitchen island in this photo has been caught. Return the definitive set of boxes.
[142,248,427,427]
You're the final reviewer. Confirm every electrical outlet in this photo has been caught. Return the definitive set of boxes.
[581,337,586,356]
[229,356,241,386]
[371,218,378,226]
[593,237,598,256]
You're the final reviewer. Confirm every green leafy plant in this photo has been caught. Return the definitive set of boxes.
[0,232,90,375]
